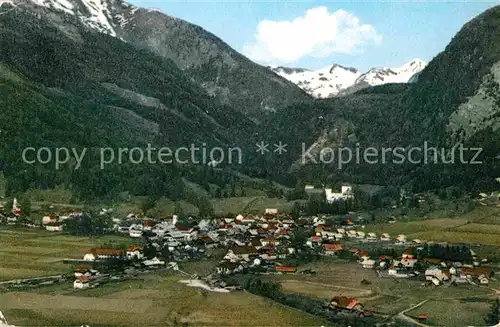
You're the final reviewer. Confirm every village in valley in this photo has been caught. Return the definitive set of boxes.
[0,184,500,327]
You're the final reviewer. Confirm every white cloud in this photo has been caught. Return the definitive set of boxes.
[242,7,382,64]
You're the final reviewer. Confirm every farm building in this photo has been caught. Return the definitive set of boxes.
[275,266,297,273]
[329,296,363,311]
[83,248,124,261]
[323,243,343,256]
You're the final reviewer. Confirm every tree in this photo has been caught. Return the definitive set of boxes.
[290,202,301,220]
[0,172,6,198]
[62,212,112,236]
[143,244,157,259]
[485,298,500,325]
[215,187,222,198]
[141,196,156,214]
[197,197,214,218]
[3,198,13,215]
[19,197,32,216]
[290,227,310,250]
[174,202,184,218]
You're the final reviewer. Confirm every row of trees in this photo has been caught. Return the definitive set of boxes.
[417,243,473,263]
[62,212,112,236]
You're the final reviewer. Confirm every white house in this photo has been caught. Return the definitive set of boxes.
[260,238,279,247]
[129,230,143,238]
[425,268,450,283]
[73,276,90,289]
[45,223,63,232]
[6,216,17,225]
[224,246,257,262]
[479,275,489,285]
[42,214,58,225]
[83,249,124,261]
[264,208,278,215]
[395,234,407,243]
[126,246,143,260]
[217,262,244,275]
[380,233,391,241]
[346,230,357,238]
[360,259,376,269]
[366,233,377,241]
[356,231,366,239]
[143,257,165,267]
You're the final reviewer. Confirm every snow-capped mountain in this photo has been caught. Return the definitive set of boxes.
[271,64,360,98]
[354,59,427,87]
[271,59,427,98]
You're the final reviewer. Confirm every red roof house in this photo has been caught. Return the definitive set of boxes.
[276,266,297,273]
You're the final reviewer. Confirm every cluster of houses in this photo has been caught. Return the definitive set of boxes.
[347,245,494,286]
[310,221,417,245]
[6,202,495,293]
[424,263,493,286]
[65,209,354,278]
[303,218,496,286]
[41,212,76,231]
[60,208,496,288]
[211,211,301,275]
[0,198,23,225]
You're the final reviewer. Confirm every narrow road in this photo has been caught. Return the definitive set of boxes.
[395,300,430,327]
[0,275,65,285]
[241,197,260,212]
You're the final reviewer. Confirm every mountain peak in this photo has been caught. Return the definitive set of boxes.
[400,58,427,71]
[271,66,311,74]
[329,64,358,74]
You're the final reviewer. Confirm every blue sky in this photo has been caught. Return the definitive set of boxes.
[129,0,498,71]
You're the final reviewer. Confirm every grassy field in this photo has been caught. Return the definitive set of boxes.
[0,273,331,327]
[363,207,500,246]
[0,227,136,281]
[406,299,492,327]
[264,260,498,323]
[0,227,330,326]
[112,195,300,218]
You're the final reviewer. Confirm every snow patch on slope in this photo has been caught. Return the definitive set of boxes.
[26,0,120,36]
[31,0,73,14]
[78,0,116,36]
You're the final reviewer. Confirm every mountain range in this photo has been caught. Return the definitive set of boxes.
[270,59,427,98]
[6,0,309,119]
[0,0,500,201]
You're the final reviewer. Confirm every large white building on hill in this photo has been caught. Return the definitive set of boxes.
[325,186,354,203]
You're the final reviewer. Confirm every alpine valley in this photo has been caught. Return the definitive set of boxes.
[0,0,499,203]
